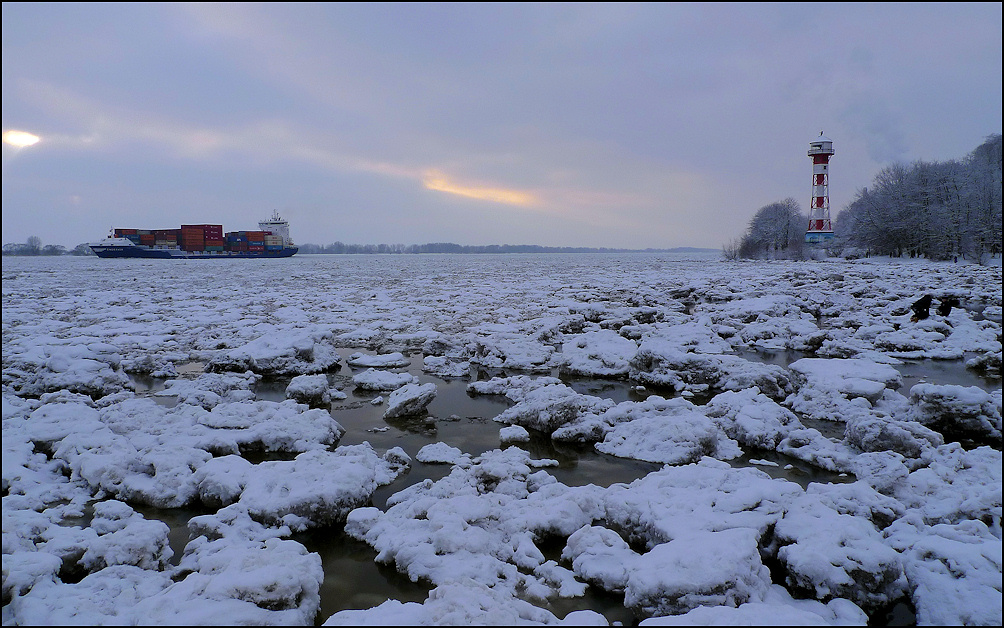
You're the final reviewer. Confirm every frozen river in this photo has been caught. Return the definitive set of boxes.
[3,252,1001,625]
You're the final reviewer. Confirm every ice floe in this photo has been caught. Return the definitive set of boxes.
[3,253,1000,625]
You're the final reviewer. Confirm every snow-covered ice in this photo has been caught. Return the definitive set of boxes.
[3,252,1001,625]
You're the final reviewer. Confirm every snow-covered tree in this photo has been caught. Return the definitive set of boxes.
[834,134,1002,263]
[734,198,806,259]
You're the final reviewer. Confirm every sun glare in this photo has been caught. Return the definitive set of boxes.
[423,174,535,207]
[3,130,41,148]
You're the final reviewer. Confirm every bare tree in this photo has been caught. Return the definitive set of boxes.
[735,197,805,259]
[722,238,742,260]
[25,236,42,255]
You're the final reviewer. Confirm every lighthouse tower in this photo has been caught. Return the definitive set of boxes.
[805,132,835,244]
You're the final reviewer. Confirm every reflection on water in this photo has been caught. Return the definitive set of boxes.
[896,354,1001,391]
[730,450,855,489]
[130,504,214,567]
[292,526,433,621]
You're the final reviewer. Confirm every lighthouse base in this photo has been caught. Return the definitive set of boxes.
[805,231,835,244]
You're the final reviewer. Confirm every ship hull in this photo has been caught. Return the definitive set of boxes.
[90,241,298,259]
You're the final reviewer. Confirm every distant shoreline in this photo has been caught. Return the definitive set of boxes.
[294,243,721,255]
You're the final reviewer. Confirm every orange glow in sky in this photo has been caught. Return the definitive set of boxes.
[423,173,536,207]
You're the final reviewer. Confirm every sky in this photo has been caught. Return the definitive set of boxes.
[2,3,1001,250]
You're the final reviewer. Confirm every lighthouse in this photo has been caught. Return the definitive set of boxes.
[805,132,835,244]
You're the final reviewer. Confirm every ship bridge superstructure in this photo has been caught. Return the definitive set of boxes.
[259,210,293,246]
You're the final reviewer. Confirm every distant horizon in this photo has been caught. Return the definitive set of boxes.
[1,234,722,255]
[291,242,722,255]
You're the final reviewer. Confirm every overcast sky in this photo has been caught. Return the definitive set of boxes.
[3,3,1001,249]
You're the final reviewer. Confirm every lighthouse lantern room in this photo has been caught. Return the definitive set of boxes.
[806,132,835,244]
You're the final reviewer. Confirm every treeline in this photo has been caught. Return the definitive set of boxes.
[2,237,93,256]
[723,197,808,260]
[296,242,688,254]
[835,133,1002,262]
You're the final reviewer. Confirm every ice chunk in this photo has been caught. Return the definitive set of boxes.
[80,500,173,571]
[705,388,803,450]
[422,355,471,378]
[884,517,1002,626]
[284,373,332,405]
[352,368,417,391]
[558,329,638,378]
[493,383,613,435]
[499,425,530,443]
[323,579,569,626]
[771,493,907,610]
[208,328,340,375]
[383,382,437,419]
[596,407,733,465]
[630,348,792,401]
[347,351,411,368]
[639,584,868,625]
[237,445,409,529]
[416,442,470,465]
[565,526,772,617]
[906,383,1002,442]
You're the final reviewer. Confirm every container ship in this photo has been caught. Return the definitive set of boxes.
[89,211,298,259]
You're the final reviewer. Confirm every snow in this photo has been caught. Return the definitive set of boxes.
[236,445,410,529]
[347,351,411,368]
[352,368,417,391]
[594,397,742,464]
[3,252,1001,625]
[906,383,1002,441]
[416,442,470,465]
[565,526,773,616]
[559,329,638,377]
[285,373,335,405]
[383,382,437,418]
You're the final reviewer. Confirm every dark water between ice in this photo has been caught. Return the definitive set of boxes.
[127,345,1001,625]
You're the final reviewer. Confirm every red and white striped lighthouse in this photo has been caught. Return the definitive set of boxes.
[805,132,835,244]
